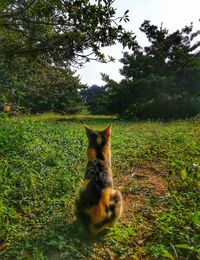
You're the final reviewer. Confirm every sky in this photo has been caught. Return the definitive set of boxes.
[76,0,200,86]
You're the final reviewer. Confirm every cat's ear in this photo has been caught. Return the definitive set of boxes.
[84,124,92,138]
[103,125,111,139]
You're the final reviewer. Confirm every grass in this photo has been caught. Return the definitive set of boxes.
[0,113,200,259]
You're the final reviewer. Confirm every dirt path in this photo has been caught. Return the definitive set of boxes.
[117,164,168,221]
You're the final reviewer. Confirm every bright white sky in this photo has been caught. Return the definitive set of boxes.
[76,0,200,86]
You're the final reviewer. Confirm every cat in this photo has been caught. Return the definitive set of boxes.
[75,125,122,235]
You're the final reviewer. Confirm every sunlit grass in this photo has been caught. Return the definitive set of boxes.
[17,113,117,122]
[0,113,199,259]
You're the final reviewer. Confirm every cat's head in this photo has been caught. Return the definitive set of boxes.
[84,125,111,161]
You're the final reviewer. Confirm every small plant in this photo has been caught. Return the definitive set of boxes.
[168,159,200,191]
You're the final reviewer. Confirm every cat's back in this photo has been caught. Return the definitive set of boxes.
[85,159,113,187]
[77,160,113,208]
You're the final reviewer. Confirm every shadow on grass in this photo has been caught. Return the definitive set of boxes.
[44,220,102,260]
[1,197,107,260]
[3,221,100,259]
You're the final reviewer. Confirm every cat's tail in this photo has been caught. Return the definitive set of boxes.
[89,188,123,234]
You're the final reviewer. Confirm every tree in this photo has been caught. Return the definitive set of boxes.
[0,0,135,68]
[0,58,84,113]
[103,21,200,119]
[81,85,108,114]
[0,1,136,114]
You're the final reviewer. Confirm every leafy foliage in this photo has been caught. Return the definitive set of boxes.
[0,0,136,114]
[0,0,135,67]
[81,84,108,114]
[98,21,200,119]
[0,58,84,113]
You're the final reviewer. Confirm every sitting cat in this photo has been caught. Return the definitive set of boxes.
[75,125,122,234]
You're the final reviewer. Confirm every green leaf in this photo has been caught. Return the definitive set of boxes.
[180,168,187,180]
[192,211,200,225]
[160,246,175,260]
[162,250,174,260]
[175,244,193,250]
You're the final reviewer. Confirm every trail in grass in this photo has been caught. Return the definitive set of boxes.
[119,164,168,223]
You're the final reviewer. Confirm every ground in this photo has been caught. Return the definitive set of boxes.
[119,164,168,222]
[0,113,199,259]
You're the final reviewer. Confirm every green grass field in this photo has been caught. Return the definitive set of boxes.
[0,113,200,259]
